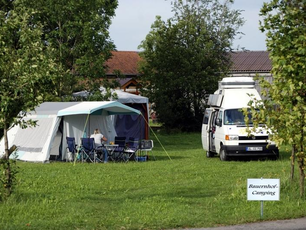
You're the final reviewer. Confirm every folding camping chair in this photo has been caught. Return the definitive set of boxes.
[123,137,139,162]
[80,138,96,163]
[139,140,155,161]
[95,145,108,163]
[66,137,78,162]
[113,136,126,162]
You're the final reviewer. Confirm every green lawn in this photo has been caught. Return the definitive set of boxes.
[0,132,305,230]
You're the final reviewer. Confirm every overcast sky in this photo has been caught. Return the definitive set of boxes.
[109,0,269,51]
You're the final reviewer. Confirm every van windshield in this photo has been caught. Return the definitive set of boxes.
[224,109,253,126]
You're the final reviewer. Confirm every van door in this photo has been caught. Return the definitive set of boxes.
[201,108,214,152]
[214,110,223,154]
[209,110,218,153]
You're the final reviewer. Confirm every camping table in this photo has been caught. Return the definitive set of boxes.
[104,144,118,161]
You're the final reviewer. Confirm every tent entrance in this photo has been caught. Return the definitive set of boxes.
[49,118,64,160]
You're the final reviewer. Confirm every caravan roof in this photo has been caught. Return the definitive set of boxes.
[220,77,255,89]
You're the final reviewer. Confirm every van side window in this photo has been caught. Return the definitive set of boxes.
[203,110,211,124]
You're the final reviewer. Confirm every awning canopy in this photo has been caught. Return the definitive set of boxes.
[57,101,141,116]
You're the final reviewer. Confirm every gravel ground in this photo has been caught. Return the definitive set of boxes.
[173,217,306,230]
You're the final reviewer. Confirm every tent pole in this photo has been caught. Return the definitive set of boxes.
[138,114,142,141]
[74,114,90,165]
[88,115,91,137]
[141,104,149,139]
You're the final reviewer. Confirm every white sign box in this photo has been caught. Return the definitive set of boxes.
[247,178,280,201]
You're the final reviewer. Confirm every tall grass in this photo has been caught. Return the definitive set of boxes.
[0,132,305,230]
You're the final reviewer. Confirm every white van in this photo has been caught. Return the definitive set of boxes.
[201,77,279,161]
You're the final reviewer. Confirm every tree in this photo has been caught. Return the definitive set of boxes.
[0,0,118,198]
[138,0,244,131]
[0,2,57,198]
[246,0,306,197]
[24,0,118,99]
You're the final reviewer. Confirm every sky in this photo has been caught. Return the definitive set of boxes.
[109,0,269,52]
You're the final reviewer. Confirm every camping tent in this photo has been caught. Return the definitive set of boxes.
[0,101,140,162]
[112,90,149,140]
[73,88,150,140]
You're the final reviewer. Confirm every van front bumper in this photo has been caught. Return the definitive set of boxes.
[222,144,279,157]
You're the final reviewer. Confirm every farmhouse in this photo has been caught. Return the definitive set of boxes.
[106,50,272,95]
[105,51,142,95]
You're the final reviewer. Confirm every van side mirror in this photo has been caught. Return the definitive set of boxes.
[216,118,222,127]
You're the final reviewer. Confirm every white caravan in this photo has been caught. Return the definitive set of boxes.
[201,77,279,161]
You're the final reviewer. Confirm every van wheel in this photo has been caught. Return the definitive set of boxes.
[220,148,228,161]
[206,151,214,158]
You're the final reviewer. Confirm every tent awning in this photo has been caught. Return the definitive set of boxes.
[57,101,140,116]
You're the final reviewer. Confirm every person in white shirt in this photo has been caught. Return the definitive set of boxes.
[90,129,108,162]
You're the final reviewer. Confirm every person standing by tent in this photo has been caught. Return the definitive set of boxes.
[90,129,108,163]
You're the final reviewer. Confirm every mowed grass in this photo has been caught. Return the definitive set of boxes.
[0,132,305,230]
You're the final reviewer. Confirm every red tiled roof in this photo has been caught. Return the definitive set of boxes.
[105,51,141,76]
[230,51,271,73]
[105,50,272,76]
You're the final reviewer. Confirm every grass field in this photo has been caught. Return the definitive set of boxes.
[0,132,305,230]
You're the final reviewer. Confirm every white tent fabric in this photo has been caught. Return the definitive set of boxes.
[0,101,140,162]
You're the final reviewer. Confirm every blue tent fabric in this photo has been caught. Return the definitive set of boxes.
[115,103,145,140]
